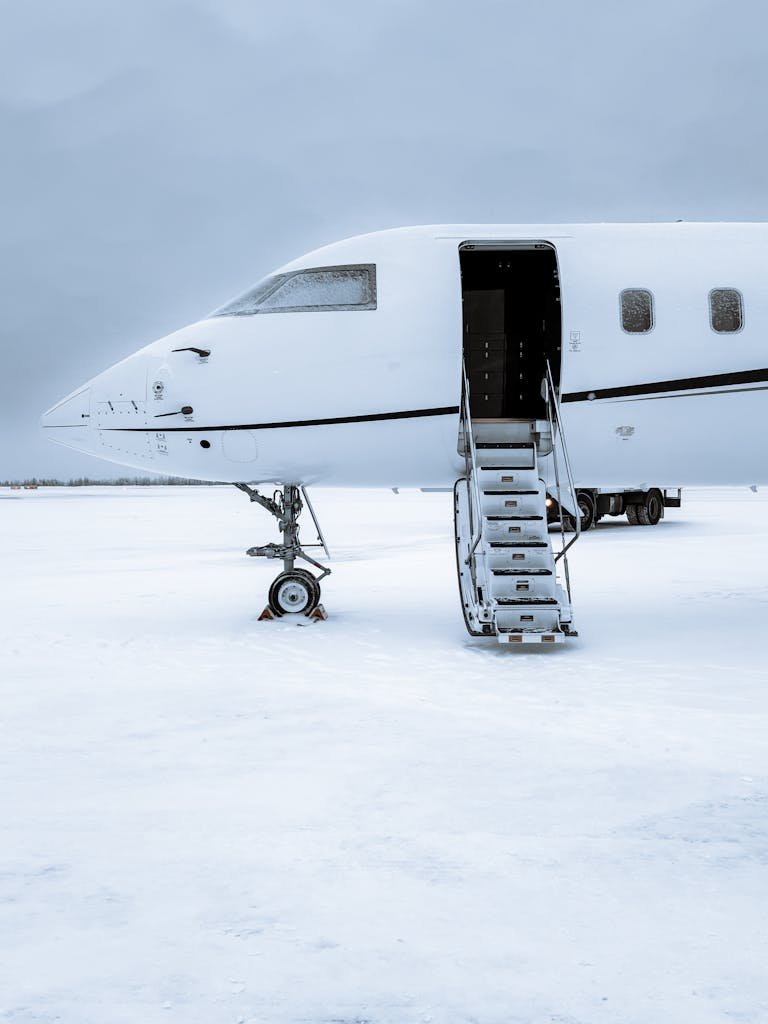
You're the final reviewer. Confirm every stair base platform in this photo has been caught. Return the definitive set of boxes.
[497,629,565,645]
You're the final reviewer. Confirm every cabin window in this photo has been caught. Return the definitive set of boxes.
[211,264,376,316]
[709,288,743,333]
[620,289,654,333]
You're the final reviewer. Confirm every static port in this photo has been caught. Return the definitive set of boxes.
[200,439,211,449]
[181,405,194,415]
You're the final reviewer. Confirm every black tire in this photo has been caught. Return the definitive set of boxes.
[637,489,663,526]
[577,492,596,532]
[626,503,640,525]
[268,571,320,616]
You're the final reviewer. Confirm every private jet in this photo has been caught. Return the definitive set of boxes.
[41,224,768,643]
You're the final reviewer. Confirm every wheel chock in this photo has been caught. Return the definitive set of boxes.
[259,604,326,622]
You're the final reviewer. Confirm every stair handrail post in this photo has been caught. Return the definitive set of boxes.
[461,363,484,564]
[459,366,474,550]
[543,373,565,539]
[544,366,581,622]
[545,361,581,558]
[543,372,573,606]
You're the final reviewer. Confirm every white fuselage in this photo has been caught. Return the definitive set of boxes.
[42,223,768,488]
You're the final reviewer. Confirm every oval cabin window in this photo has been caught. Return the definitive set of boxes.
[709,288,743,333]
[620,289,654,334]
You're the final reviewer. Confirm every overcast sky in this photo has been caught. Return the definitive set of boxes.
[3,0,767,478]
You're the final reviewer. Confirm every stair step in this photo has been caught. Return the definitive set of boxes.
[492,568,553,576]
[497,627,563,634]
[476,471,541,492]
[489,527,550,542]
[480,485,545,516]
[490,571,557,598]
[486,541,549,548]
[476,453,536,469]
[484,514,544,521]
[494,605,562,631]
[494,597,559,606]
[483,549,556,572]
[485,515,545,522]
[476,442,534,449]
[484,491,540,498]
[483,489,539,496]
[499,622,565,630]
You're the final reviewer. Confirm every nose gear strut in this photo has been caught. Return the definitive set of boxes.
[234,483,330,620]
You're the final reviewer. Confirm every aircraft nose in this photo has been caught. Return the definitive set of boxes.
[41,385,92,428]
[40,385,93,451]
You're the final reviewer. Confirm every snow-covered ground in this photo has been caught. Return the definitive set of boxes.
[1,485,767,1024]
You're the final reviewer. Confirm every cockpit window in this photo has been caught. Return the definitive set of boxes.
[211,264,377,316]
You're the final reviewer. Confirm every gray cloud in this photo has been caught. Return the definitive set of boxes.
[2,0,767,477]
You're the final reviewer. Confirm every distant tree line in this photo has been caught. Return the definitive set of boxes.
[1,476,223,487]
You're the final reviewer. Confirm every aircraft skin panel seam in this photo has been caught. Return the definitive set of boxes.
[101,405,461,433]
[562,367,768,403]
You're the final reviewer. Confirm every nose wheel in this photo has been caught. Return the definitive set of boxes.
[268,570,321,616]
[235,483,330,621]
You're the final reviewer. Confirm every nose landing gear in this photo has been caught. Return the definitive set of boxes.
[234,483,330,620]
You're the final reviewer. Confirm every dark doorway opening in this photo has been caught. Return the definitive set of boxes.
[460,243,562,419]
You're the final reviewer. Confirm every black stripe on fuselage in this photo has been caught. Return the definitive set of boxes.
[98,368,768,434]
[562,367,768,403]
[104,405,461,432]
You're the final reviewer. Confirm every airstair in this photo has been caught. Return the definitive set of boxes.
[454,363,580,644]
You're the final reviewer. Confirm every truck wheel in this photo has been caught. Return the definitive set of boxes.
[626,503,640,526]
[577,492,596,531]
[637,489,663,526]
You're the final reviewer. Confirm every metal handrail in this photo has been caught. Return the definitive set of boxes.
[544,386,573,606]
[544,360,581,572]
[460,363,485,565]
